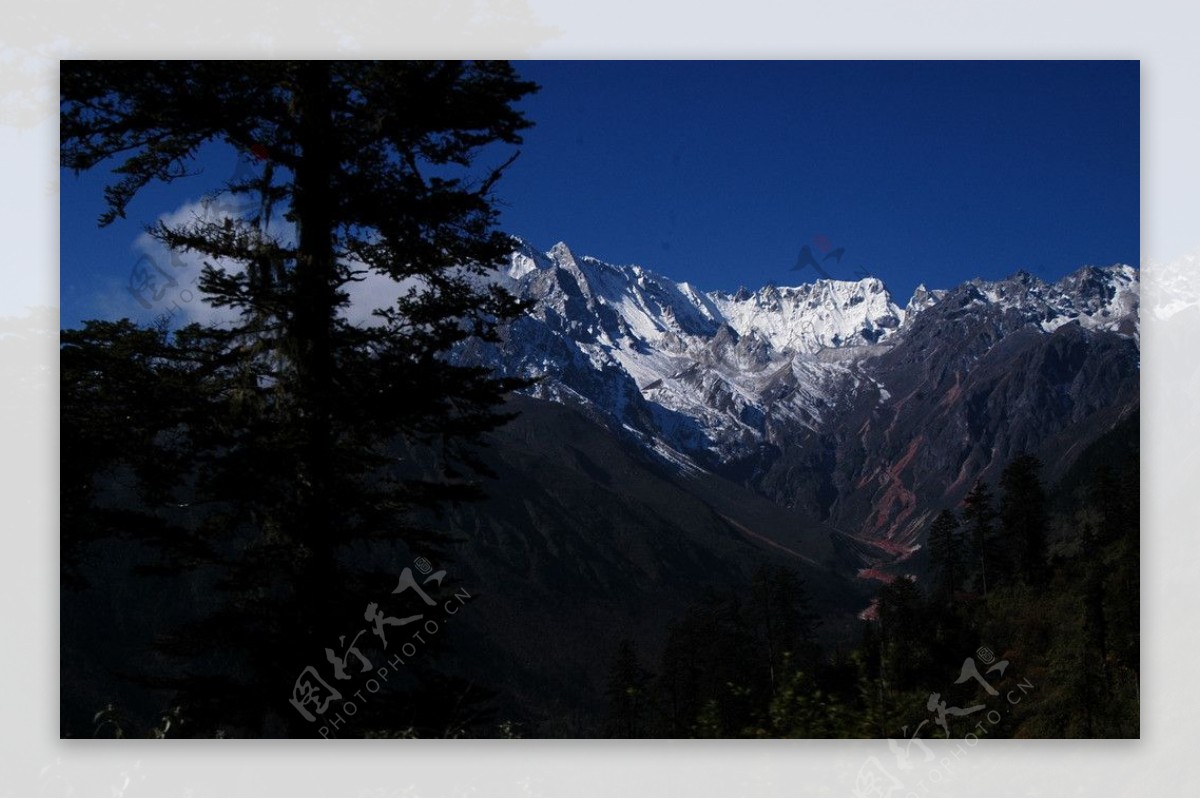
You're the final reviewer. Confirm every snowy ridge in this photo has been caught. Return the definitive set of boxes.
[709,277,904,353]
[457,240,1140,471]
[965,266,1139,338]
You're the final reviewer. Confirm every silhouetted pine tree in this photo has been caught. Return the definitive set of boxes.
[874,577,934,692]
[1000,454,1048,585]
[748,565,820,695]
[652,590,758,736]
[60,60,538,737]
[605,638,651,738]
[961,480,998,596]
[926,509,961,607]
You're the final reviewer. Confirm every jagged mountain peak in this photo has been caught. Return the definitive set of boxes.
[504,240,1137,334]
[498,241,1138,351]
[904,283,947,318]
[938,263,1139,337]
[456,240,1139,557]
[1054,263,1138,301]
[548,240,577,261]
[472,242,1138,431]
[708,274,904,354]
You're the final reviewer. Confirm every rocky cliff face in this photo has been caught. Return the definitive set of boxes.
[454,239,1139,571]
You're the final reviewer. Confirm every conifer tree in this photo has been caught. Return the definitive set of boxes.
[749,565,819,695]
[961,480,998,597]
[60,60,538,737]
[605,638,651,738]
[926,509,961,606]
[999,454,1048,584]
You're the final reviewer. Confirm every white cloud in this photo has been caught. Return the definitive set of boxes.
[340,263,415,327]
[100,198,413,330]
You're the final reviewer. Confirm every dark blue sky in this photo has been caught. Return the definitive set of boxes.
[61,60,1139,326]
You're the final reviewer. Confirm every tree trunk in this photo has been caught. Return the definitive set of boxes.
[291,61,338,571]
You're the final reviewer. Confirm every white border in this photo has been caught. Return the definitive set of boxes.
[4,1,1199,795]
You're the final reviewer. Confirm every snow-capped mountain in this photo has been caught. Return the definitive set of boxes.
[463,241,910,462]
[708,276,903,352]
[456,239,1140,562]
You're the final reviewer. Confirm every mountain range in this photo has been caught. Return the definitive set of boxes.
[453,239,1139,575]
[366,239,1143,733]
